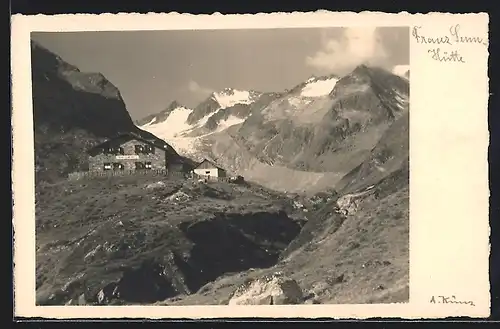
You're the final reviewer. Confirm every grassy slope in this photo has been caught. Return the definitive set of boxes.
[281,167,409,304]
[35,175,305,305]
[157,163,409,305]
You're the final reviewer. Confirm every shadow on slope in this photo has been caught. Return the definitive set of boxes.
[335,110,409,194]
[278,150,409,304]
[177,211,301,293]
[157,162,409,306]
[35,176,303,305]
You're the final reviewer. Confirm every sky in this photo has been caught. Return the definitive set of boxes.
[32,27,409,120]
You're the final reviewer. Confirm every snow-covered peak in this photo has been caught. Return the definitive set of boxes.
[139,105,192,137]
[300,76,339,98]
[139,100,249,157]
[306,75,317,83]
[211,88,259,109]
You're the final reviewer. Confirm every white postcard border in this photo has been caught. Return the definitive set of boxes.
[11,11,490,319]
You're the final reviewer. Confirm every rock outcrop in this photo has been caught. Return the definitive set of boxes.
[228,272,303,305]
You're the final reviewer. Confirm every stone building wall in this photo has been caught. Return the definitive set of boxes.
[88,139,166,172]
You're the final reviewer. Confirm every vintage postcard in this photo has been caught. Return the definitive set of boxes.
[11,11,490,319]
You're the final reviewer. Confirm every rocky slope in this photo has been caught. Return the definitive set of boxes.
[154,161,409,305]
[35,176,306,305]
[140,66,409,194]
[335,110,409,194]
[36,162,409,306]
[235,66,408,173]
[31,41,188,183]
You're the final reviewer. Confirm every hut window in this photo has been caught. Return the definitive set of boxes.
[205,171,210,175]
[145,162,152,169]
[135,145,144,154]
[113,162,124,171]
[103,163,112,170]
[106,147,124,155]
[144,145,155,154]
[135,144,155,154]
[135,162,145,170]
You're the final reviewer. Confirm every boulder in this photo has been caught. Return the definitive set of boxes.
[228,272,303,305]
[96,282,118,304]
[336,189,373,215]
[78,293,87,305]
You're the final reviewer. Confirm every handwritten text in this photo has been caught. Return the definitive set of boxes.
[429,295,475,306]
[412,24,487,63]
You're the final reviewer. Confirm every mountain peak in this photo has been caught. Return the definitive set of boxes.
[166,100,184,111]
[31,40,121,100]
[209,88,260,109]
[342,64,396,84]
[306,75,317,83]
[286,74,340,97]
[219,87,235,94]
[351,63,373,75]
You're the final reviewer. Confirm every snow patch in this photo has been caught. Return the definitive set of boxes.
[213,89,253,108]
[215,115,245,132]
[140,106,192,138]
[300,78,338,97]
[288,97,313,108]
[164,136,203,156]
[197,113,214,127]
[140,105,206,155]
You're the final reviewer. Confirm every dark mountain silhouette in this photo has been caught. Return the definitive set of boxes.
[31,41,190,182]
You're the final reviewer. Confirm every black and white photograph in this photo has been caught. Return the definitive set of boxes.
[29,24,412,307]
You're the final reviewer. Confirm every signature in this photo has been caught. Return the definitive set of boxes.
[429,295,475,306]
[412,24,488,63]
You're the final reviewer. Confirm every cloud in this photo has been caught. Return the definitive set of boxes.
[306,27,388,75]
[392,64,410,79]
[188,80,214,96]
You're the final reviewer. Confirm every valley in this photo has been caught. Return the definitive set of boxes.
[138,66,409,194]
